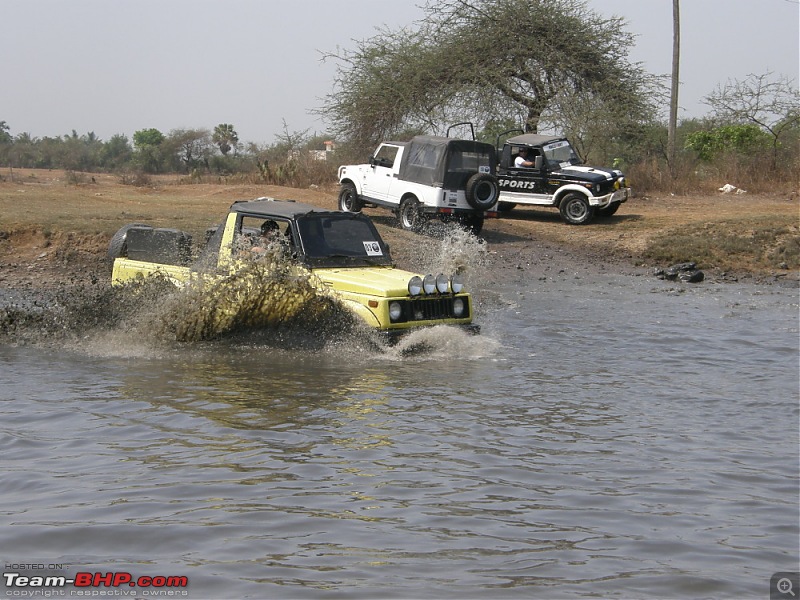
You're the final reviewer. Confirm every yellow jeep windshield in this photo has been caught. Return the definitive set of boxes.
[296,213,393,268]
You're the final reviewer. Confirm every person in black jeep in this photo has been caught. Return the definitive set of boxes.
[514,147,536,168]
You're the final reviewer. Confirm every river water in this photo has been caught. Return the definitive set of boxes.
[1,267,798,599]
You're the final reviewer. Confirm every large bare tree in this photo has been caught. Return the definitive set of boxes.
[703,71,800,167]
[320,0,662,152]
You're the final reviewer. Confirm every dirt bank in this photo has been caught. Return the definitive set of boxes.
[0,169,797,290]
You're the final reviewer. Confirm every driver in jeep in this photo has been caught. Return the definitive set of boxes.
[514,147,536,168]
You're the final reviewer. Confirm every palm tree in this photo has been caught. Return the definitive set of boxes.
[213,123,239,156]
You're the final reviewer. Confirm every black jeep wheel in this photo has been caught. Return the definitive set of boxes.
[398,197,424,232]
[465,173,499,210]
[338,182,363,213]
[596,202,620,218]
[107,223,151,261]
[559,193,594,225]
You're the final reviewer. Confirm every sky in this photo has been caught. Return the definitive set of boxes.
[2,0,798,146]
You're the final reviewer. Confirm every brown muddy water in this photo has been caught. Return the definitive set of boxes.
[1,262,798,599]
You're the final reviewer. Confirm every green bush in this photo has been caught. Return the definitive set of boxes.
[685,124,771,161]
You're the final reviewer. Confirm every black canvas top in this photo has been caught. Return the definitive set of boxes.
[505,134,564,147]
[398,136,496,187]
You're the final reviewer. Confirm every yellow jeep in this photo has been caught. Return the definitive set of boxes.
[109,198,479,339]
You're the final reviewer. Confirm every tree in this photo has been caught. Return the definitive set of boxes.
[133,128,165,149]
[165,128,212,173]
[212,123,239,156]
[0,121,11,169]
[60,130,103,172]
[0,121,11,145]
[133,128,166,173]
[320,0,661,150]
[12,132,38,168]
[703,72,800,164]
[101,134,133,170]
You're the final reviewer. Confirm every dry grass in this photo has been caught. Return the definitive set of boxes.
[1,168,798,278]
[0,169,339,238]
[642,215,799,272]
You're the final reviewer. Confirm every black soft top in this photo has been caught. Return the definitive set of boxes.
[398,135,496,187]
[230,198,331,219]
[505,134,564,147]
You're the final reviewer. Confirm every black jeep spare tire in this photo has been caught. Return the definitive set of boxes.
[107,223,151,260]
[465,173,499,210]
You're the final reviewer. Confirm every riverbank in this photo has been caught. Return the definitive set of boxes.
[0,169,797,290]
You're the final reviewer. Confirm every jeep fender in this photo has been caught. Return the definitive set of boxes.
[554,185,592,207]
[342,298,381,328]
[339,176,363,197]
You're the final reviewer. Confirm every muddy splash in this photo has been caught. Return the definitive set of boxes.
[412,221,489,287]
[0,228,494,356]
[153,258,355,343]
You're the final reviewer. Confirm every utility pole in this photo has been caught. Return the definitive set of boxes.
[668,0,680,176]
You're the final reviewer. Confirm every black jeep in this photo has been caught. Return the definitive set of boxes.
[495,132,631,225]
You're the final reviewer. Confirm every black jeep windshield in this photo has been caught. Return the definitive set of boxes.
[296,213,393,267]
[543,140,581,169]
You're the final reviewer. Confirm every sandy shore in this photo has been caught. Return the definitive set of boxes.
[0,172,797,292]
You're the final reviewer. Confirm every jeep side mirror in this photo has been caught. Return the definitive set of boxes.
[534,155,544,170]
[369,156,377,167]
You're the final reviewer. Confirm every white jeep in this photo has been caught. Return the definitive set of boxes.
[337,135,499,234]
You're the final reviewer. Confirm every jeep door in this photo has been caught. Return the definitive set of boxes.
[361,144,400,203]
[499,146,547,201]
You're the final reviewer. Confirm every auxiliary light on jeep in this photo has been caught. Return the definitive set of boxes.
[450,274,464,294]
[408,276,423,296]
[423,274,437,295]
[435,273,449,294]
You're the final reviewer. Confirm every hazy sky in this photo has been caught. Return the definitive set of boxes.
[2,0,798,145]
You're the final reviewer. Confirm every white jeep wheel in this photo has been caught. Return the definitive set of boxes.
[398,197,423,232]
[338,182,363,213]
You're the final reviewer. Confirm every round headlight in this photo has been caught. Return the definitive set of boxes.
[453,297,465,317]
[451,273,464,294]
[389,301,403,321]
[435,273,449,294]
[423,274,436,295]
[408,275,423,296]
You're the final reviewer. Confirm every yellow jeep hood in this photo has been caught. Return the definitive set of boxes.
[312,266,416,297]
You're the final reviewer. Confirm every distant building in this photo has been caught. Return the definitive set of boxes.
[310,140,336,162]
[289,140,337,162]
